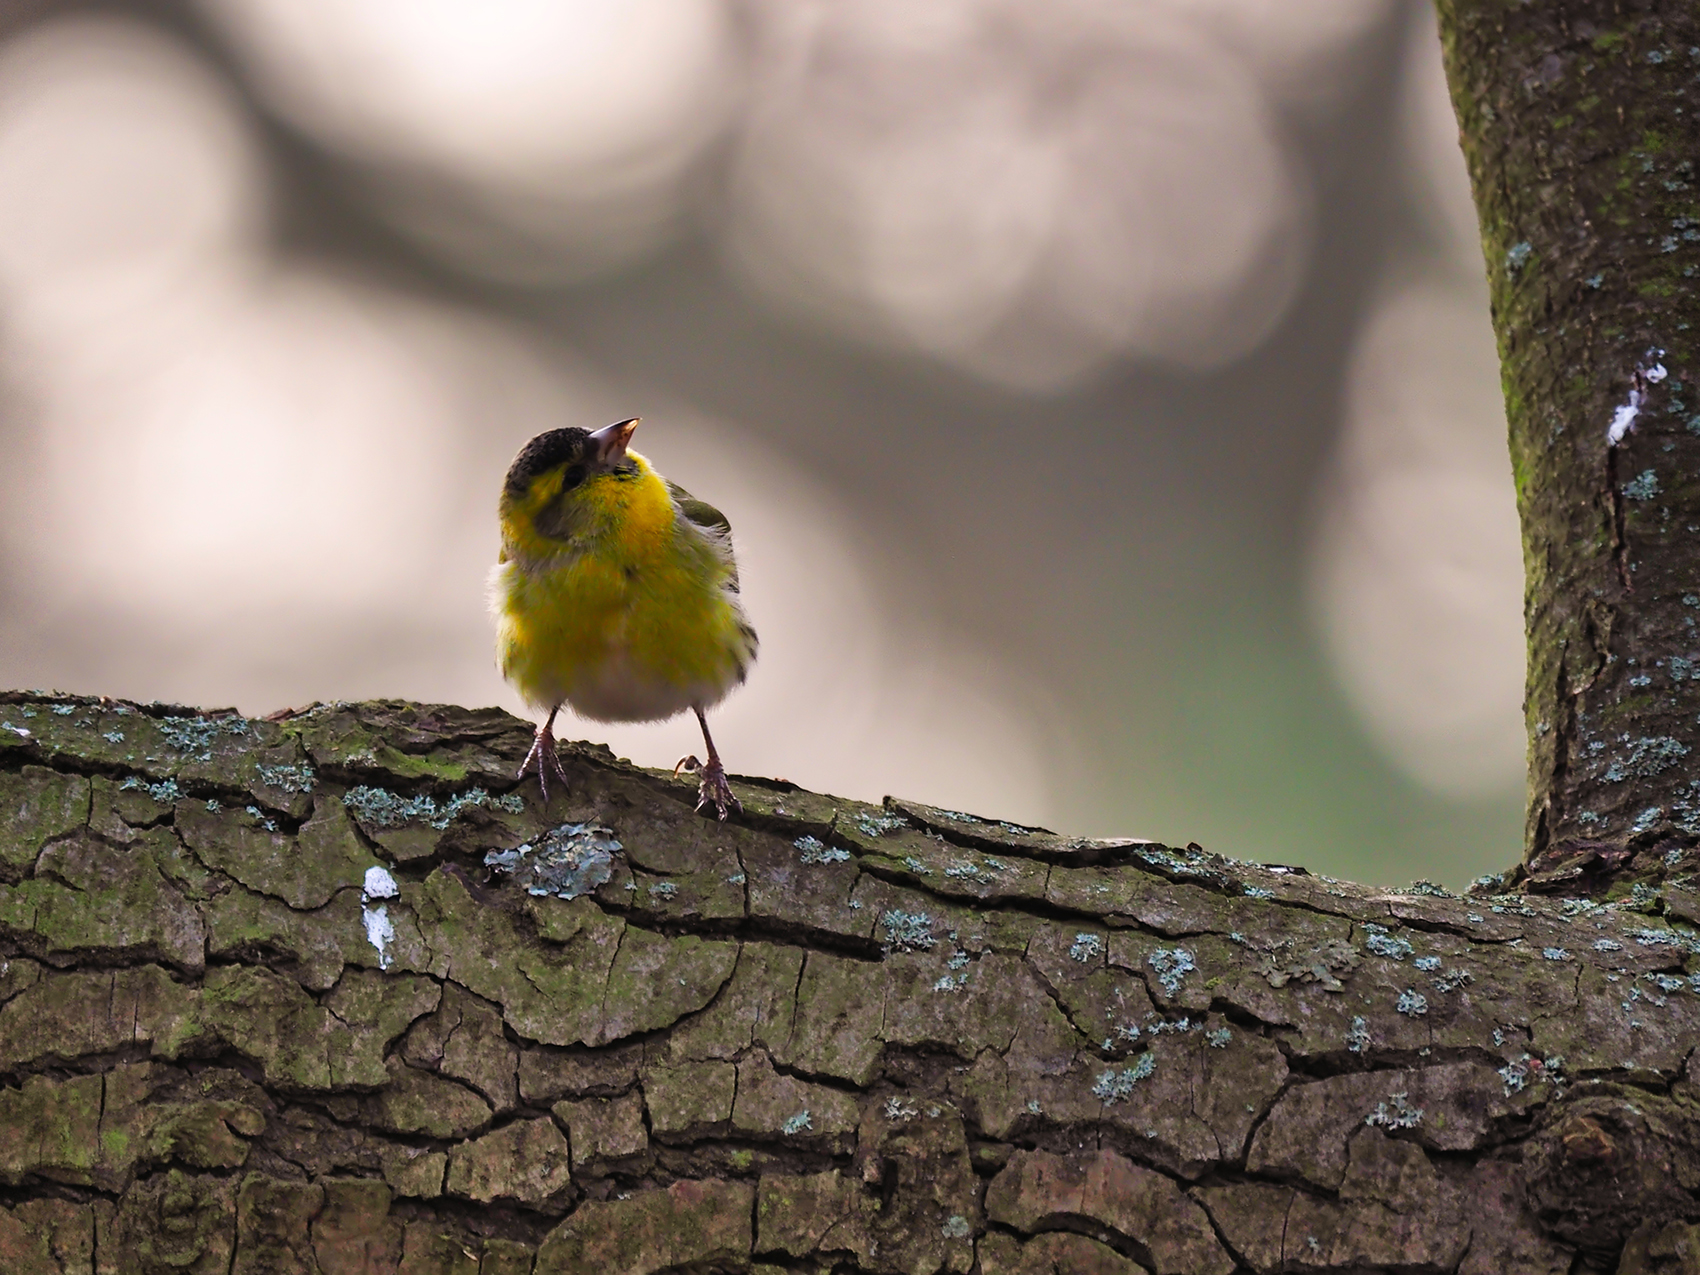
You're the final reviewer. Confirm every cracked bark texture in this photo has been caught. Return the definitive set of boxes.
[1433,1,1700,884]
[4,696,1700,1272]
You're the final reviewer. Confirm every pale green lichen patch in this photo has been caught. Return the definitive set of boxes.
[348,783,523,831]
[485,822,620,898]
[857,826,1050,905]
[2,697,304,801]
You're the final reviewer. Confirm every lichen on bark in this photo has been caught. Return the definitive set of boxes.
[5,692,1700,1272]
[1434,1,1700,887]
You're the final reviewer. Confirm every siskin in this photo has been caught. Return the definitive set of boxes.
[489,418,757,818]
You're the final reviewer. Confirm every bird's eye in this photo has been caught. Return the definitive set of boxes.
[559,464,587,492]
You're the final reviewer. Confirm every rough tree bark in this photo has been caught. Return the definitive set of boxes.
[1434,0,1700,887]
[2,693,1700,1274]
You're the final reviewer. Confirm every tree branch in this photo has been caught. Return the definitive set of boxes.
[2,692,1696,1271]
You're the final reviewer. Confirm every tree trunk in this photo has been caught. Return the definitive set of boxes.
[1434,0,1700,889]
[3,693,1700,1273]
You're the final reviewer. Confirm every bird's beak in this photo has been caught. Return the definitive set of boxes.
[589,417,639,465]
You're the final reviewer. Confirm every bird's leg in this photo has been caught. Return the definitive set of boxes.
[517,705,571,803]
[674,706,740,820]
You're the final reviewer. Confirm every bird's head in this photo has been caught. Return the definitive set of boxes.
[499,418,643,550]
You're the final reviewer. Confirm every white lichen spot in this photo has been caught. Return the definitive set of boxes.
[1607,351,1669,445]
[941,1215,973,1240]
[363,866,400,901]
[363,905,395,970]
[1396,988,1428,1017]
[781,1110,812,1135]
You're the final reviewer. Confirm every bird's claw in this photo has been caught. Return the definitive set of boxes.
[518,725,570,803]
[678,754,740,821]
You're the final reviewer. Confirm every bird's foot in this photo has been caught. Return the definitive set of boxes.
[674,753,741,821]
[518,723,570,802]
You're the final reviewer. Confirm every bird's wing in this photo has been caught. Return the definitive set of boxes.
[667,480,732,537]
[667,480,740,591]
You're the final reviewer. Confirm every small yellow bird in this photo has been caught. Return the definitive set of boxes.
[489,418,757,818]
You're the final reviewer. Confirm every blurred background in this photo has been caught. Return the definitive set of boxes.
[0,0,1523,887]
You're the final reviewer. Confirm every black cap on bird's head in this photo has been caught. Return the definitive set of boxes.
[502,418,639,499]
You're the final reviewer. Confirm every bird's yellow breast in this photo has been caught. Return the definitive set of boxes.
[491,452,752,722]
